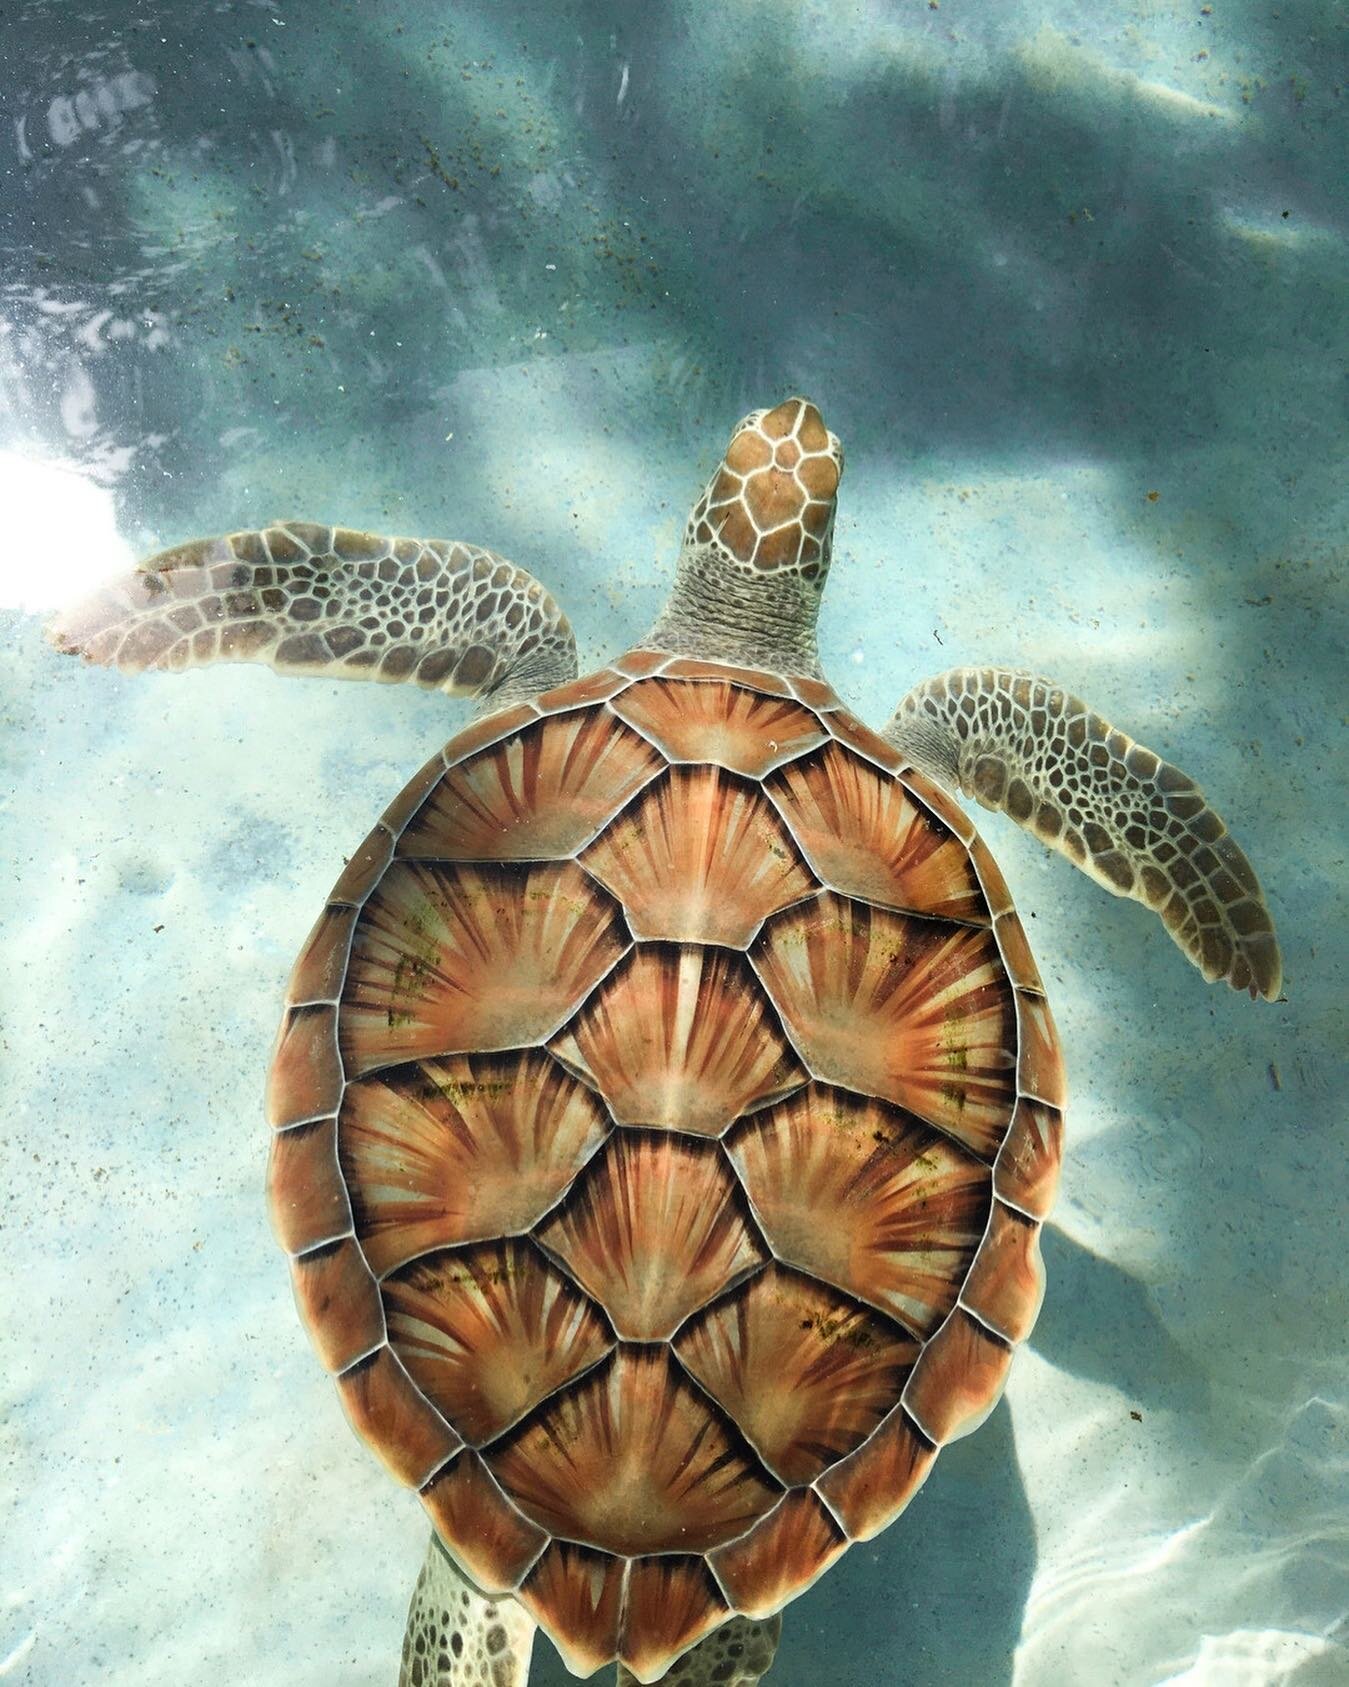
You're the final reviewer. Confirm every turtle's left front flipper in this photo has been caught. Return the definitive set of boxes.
[46,522,576,705]
[885,668,1282,1000]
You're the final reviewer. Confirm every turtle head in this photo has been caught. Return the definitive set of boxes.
[684,397,843,584]
[650,398,843,672]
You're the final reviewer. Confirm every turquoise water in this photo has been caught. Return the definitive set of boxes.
[3,3,1345,1682]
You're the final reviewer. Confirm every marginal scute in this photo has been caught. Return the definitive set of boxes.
[267,1004,343,1129]
[329,823,394,905]
[727,1087,990,1337]
[289,1239,385,1373]
[994,910,1044,994]
[902,1308,1013,1445]
[400,708,662,861]
[1015,990,1067,1108]
[285,904,359,1005]
[335,1345,462,1488]
[815,1408,937,1541]
[752,894,1017,1158]
[339,1052,610,1275]
[549,945,804,1137]
[486,1349,780,1556]
[959,1202,1046,1345]
[421,1451,548,1594]
[536,1134,766,1341]
[708,1490,847,1617]
[765,742,990,923]
[611,677,824,774]
[382,1239,614,1444]
[580,765,817,946]
[993,1097,1064,1220]
[267,1116,352,1257]
[656,655,795,698]
[673,1264,919,1483]
[534,666,631,711]
[379,748,449,835]
[823,708,906,774]
[519,1543,626,1678]
[620,1559,731,1686]
[339,860,629,1076]
[438,701,540,768]
[613,647,669,679]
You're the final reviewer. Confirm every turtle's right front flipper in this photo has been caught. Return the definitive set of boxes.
[47,522,577,705]
[885,667,1282,1000]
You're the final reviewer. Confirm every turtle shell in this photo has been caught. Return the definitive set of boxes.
[266,650,1065,1684]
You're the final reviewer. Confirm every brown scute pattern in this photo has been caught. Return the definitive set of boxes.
[267,1003,342,1128]
[580,765,817,946]
[959,1201,1046,1344]
[382,1239,613,1444]
[519,1544,626,1677]
[267,1116,352,1258]
[289,1238,385,1373]
[46,524,577,699]
[334,1345,461,1489]
[268,661,1063,1683]
[340,860,629,1075]
[340,1053,609,1276]
[549,945,804,1137]
[887,666,1282,998]
[620,1559,730,1684]
[994,1098,1064,1220]
[611,677,825,775]
[485,1348,781,1556]
[420,1452,549,1595]
[673,1265,920,1483]
[727,1088,990,1337]
[752,894,1017,1158]
[815,1407,936,1542]
[902,1308,1014,1445]
[708,1490,847,1619]
[536,1134,766,1341]
[400,708,662,861]
[765,742,990,924]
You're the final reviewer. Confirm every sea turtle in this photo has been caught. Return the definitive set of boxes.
[48,398,1281,1686]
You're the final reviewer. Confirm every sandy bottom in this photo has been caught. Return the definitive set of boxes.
[2,3,1345,1683]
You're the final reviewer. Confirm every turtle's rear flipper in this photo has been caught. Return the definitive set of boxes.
[46,521,576,705]
[616,1615,782,1687]
[885,667,1282,1000]
[400,1534,535,1686]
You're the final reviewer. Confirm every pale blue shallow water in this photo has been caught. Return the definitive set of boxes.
[2,3,1346,1684]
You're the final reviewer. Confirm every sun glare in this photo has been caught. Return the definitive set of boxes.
[0,451,134,614]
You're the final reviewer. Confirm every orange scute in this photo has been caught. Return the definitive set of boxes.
[340,861,629,1075]
[728,1087,990,1336]
[550,945,804,1136]
[580,765,816,946]
[611,678,825,776]
[752,893,1018,1157]
[486,1349,780,1556]
[766,742,989,921]
[674,1265,918,1483]
[536,1134,765,1340]
[382,1239,613,1444]
[400,708,661,860]
[339,1053,609,1276]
